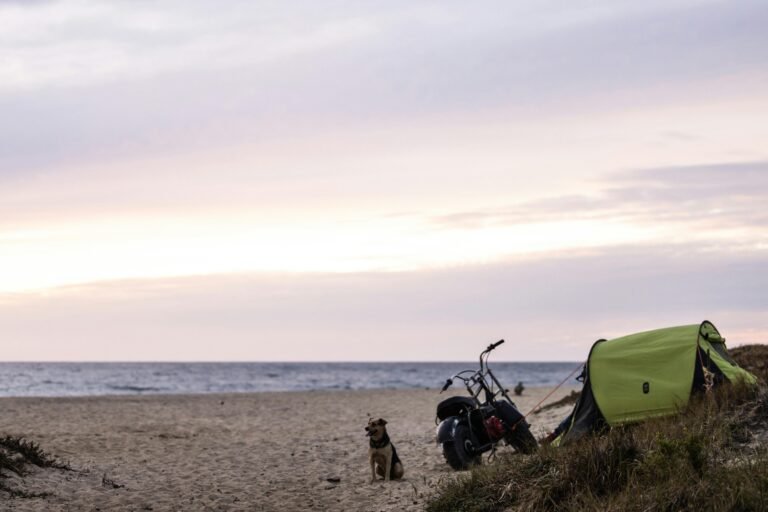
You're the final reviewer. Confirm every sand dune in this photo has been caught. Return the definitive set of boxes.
[0,387,576,511]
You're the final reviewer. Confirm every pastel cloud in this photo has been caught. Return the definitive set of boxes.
[0,0,766,360]
[1,0,766,172]
[1,246,765,361]
[431,161,768,232]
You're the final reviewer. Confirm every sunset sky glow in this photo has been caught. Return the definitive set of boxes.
[1,0,767,361]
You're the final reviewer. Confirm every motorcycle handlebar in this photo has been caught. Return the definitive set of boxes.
[441,379,453,392]
[487,339,505,351]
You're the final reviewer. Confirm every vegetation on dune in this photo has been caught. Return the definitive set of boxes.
[0,436,71,498]
[0,436,70,471]
[731,344,768,383]
[427,345,768,512]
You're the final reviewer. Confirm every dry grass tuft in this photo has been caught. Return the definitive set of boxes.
[731,344,768,383]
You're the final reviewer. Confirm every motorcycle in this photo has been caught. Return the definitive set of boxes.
[436,339,537,470]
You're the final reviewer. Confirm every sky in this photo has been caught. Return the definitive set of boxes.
[1,0,766,361]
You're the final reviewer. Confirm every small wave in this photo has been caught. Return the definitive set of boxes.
[106,384,165,393]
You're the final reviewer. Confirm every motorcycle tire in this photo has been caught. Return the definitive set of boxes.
[506,423,538,454]
[442,424,481,470]
[494,401,538,454]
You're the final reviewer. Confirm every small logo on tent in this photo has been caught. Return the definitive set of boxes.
[643,382,650,394]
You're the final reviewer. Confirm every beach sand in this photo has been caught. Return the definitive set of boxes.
[1,386,577,511]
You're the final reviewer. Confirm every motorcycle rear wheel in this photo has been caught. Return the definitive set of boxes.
[442,424,482,470]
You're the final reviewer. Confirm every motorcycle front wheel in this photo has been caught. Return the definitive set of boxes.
[442,424,482,470]
[495,401,538,454]
[506,424,538,454]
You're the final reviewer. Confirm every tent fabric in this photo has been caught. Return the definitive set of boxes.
[559,320,757,443]
[558,374,605,444]
[700,338,757,385]
[590,324,700,425]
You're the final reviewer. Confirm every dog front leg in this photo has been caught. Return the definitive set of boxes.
[370,457,377,484]
[384,454,391,481]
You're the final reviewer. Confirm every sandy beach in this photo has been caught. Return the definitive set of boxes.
[1,387,576,511]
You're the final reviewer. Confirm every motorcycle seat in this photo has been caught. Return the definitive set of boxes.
[437,396,476,420]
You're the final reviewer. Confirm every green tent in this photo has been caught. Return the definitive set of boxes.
[559,321,757,444]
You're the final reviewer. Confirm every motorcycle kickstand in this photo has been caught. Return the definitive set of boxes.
[487,444,498,463]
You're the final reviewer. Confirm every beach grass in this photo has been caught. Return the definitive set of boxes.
[427,366,768,511]
[0,436,70,498]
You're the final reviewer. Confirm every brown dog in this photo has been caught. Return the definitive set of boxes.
[365,418,404,483]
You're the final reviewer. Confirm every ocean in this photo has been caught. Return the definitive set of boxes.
[0,362,582,397]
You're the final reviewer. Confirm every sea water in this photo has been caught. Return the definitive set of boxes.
[0,362,581,397]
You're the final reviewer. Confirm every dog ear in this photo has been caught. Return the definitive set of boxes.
[378,418,387,426]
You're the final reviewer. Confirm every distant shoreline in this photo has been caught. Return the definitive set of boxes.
[0,385,578,401]
[0,361,583,398]
[0,360,582,364]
